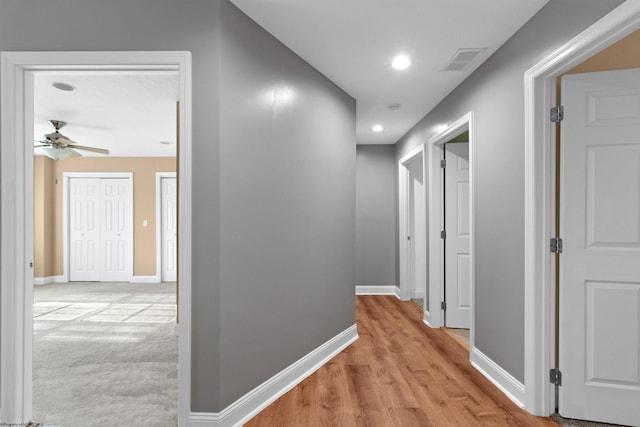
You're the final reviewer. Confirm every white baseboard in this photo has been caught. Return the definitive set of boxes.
[355,285,400,297]
[189,324,358,427]
[33,275,65,285]
[470,347,525,408]
[131,275,161,283]
[411,289,425,299]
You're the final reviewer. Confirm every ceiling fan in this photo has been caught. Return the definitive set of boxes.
[34,120,109,160]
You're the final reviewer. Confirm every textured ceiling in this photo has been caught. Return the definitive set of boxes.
[34,71,179,157]
[230,0,549,144]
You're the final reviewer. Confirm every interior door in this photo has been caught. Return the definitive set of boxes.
[69,178,101,281]
[559,69,640,425]
[100,178,132,281]
[161,177,177,282]
[444,142,470,328]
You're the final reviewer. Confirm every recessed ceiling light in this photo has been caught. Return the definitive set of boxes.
[160,141,173,145]
[388,103,401,111]
[392,55,412,70]
[52,82,76,91]
[372,124,384,132]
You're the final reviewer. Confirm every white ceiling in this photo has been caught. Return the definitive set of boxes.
[34,71,179,157]
[230,0,549,144]
[33,1,549,154]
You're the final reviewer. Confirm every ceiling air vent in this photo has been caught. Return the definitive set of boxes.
[442,48,487,72]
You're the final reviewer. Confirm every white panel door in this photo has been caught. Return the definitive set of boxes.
[560,69,640,426]
[100,178,132,282]
[444,142,470,328]
[69,178,101,281]
[161,177,177,282]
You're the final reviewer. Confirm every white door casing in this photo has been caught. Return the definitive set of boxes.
[559,69,640,426]
[0,51,193,425]
[161,176,177,282]
[444,142,471,329]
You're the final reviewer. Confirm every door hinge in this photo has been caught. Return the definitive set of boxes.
[29,261,33,268]
[551,106,564,123]
[550,237,563,254]
[407,235,411,241]
[440,159,446,168]
[550,368,562,386]
[441,301,447,310]
[441,230,446,239]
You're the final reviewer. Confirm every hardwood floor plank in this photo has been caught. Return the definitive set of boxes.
[245,296,559,426]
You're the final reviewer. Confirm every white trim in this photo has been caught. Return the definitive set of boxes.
[0,51,193,426]
[33,276,65,286]
[131,276,161,283]
[523,1,640,416]
[471,347,525,409]
[398,144,427,303]
[188,325,359,427]
[156,172,177,282]
[355,285,400,297]
[63,172,134,282]
[426,112,474,348]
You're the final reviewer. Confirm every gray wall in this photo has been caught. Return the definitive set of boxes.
[0,0,356,414]
[394,0,623,383]
[217,2,355,408]
[356,145,397,287]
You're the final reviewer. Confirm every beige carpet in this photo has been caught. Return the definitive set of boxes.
[32,282,178,427]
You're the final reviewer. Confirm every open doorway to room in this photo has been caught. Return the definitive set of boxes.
[441,133,471,349]
[546,29,640,427]
[398,145,427,314]
[426,112,474,352]
[31,70,180,426]
[0,52,191,426]
[524,4,640,421]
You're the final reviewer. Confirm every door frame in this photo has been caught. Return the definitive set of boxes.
[156,172,177,282]
[398,144,427,304]
[0,51,193,425]
[64,172,134,282]
[523,2,640,416]
[427,112,474,337]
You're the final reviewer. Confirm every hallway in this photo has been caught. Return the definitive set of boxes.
[247,296,559,426]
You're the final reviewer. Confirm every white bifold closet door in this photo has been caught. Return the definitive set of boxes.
[69,177,132,282]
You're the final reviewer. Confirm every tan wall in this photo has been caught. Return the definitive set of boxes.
[33,156,56,277]
[558,28,640,98]
[33,156,176,278]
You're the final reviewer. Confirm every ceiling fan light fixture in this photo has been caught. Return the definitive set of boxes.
[40,146,80,161]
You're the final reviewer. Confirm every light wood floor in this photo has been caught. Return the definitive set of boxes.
[246,296,559,426]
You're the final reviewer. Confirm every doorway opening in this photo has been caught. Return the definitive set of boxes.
[398,145,427,310]
[426,112,474,352]
[0,51,192,426]
[523,2,640,418]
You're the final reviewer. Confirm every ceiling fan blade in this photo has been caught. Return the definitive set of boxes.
[72,145,109,155]
[55,136,77,145]
[33,144,51,148]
